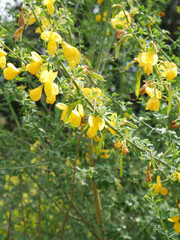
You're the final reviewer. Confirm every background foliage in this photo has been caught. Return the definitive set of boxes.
[0,0,180,239]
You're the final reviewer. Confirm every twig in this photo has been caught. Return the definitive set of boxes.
[19,177,26,235]
[60,124,83,240]
[63,190,101,240]
[7,210,11,240]
[0,39,27,64]
[95,0,112,72]
[37,191,41,240]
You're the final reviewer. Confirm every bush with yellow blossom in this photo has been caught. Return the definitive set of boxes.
[0,0,179,239]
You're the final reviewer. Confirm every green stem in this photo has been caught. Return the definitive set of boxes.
[89,139,105,240]
[133,0,180,48]
[150,193,170,240]
[4,91,23,138]
[0,39,27,64]
[29,4,43,32]
[95,0,112,72]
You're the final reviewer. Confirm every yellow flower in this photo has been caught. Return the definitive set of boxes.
[145,87,162,112]
[137,51,158,76]
[97,0,103,4]
[111,11,131,30]
[168,216,180,233]
[29,70,58,104]
[36,17,51,34]
[91,87,103,103]
[30,140,40,152]
[56,103,82,128]
[81,87,103,105]
[0,49,7,70]
[82,87,92,99]
[41,31,62,57]
[95,14,101,23]
[87,115,105,138]
[11,176,19,186]
[152,175,168,196]
[102,11,107,21]
[160,61,177,81]
[43,0,56,15]
[27,6,41,25]
[26,52,43,75]
[172,171,180,182]
[3,63,21,80]
[108,113,117,135]
[101,149,111,159]
[29,85,43,101]
[62,41,81,70]
[146,97,160,111]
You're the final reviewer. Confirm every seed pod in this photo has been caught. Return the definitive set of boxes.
[14,26,23,43]
[18,7,26,28]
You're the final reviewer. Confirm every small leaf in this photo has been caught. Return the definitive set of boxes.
[96,131,107,157]
[64,101,79,123]
[90,72,105,82]
[150,153,155,169]
[115,39,123,60]
[167,84,172,115]
[119,59,137,73]
[119,151,123,178]
[135,67,142,98]
[84,56,92,67]
[82,123,89,133]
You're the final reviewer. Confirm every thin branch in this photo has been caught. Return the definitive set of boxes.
[19,177,26,235]
[63,190,101,240]
[7,210,11,240]
[60,124,83,240]
[37,191,41,240]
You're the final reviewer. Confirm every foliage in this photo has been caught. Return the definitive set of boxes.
[0,0,180,239]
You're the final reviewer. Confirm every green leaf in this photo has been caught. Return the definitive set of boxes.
[135,67,142,98]
[96,131,107,157]
[84,56,92,67]
[167,84,172,115]
[64,101,79,123]
[150,154,155,169]
[115,39,123,60]
[119,151,123,178]
[119,59,137,73]
[82,123,89,133]
[90,72,105,82]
